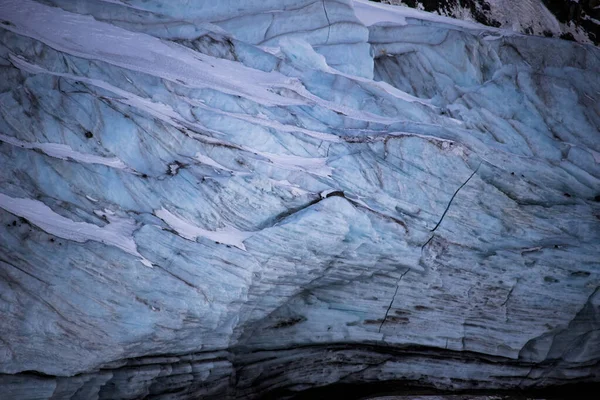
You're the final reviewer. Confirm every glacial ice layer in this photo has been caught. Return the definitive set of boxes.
[0,0,599,398]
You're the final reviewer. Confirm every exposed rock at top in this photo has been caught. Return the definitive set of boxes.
[373,0,600,45]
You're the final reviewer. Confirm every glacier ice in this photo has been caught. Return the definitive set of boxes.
[0,0,599,399]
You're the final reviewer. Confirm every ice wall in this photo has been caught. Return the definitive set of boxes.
[0,0,599,399]
[36,0,374,78]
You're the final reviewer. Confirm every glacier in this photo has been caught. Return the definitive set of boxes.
[0,0,599,398]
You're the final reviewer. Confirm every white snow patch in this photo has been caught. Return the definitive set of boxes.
[155,208,252,251]
[353,0,490,30]
[0,133,129,170]
[2,0,306,107]
[168,163,181,175]
[0,193,152,266]
[194,153,236,172]
[254,151,333,177]
[269,179,308,196]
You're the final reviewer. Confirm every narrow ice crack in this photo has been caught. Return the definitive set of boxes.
[322,0,331,44]
[501,279,518,307]
[430,163,481,233]
[379,269,409,333]
[421,163,481,252]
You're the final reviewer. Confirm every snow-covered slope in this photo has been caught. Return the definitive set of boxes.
[0,0,599,399]
[373,0,599,45]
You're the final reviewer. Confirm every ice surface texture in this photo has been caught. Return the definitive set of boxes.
[0,0,599,399]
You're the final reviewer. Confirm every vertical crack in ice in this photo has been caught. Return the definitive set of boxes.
[421,163,481,253]
[379,269,409,333]
[429,163,481,233]
[322,0,331,44]
[420,234,435,253]
[501,279,519,307]
[502,279,519,323]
